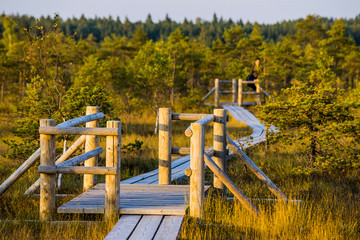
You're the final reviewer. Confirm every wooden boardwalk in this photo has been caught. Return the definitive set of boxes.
[58,105,266,240]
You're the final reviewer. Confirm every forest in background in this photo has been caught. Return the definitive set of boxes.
[0,13,359,171]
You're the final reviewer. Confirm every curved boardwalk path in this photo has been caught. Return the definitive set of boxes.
[60,105,267,240]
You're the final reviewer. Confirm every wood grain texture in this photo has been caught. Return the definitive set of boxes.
[158,108,172,185]
[39,119,56,221]
[153,216,184,240]
[84,106,100,190]
[129,215,163,240]
[190,122,205,218]
[104,215,141,240]
[213,109,226,193]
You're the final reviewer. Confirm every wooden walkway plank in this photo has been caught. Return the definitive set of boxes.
[129,215,163,240]
[153,216,184,240]
[104,215,142,240]
[60,104,271,240]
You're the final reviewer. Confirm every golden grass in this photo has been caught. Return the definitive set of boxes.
[179,143,360,240]
[1,108,359,239]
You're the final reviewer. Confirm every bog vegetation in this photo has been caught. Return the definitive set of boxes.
[0,13,359,239]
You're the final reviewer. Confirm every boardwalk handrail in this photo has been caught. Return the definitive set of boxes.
[184,114,215,137]
[0,109,105,196]
[25,135,87,195]
[158,109,229,185]
[226,135,287,200]
[204,78,269,107]
[203,152,263,217]
[186,109,263,218]
[38,119,121,221]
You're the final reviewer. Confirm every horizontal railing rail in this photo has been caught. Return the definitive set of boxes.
[37,118,121,222]
[0,109,105,196]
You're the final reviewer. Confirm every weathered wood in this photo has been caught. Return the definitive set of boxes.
[38,166,117,175]
[255,80,261,105]
[84,106,100,190]
[57,184,204,215]
[105,121,121,222]
[190,122,205,218]
[39,126,119,136]
[171,113,212,121]
[238,79,243,106]
[0,111,104,197]
[57,112,104,128]
[158,108,172,185]
[128,215,163,240]
[39,119,56,221]
[260,87,270,97]
[25,135,86,195]
[57,147,103,167]
[215,78,220,107]
[203,152,263,217]
[240,80,258,84]
[184,168,192,176]
[184,114,214,137]
[240,92,262,95]
[201,87,216,103]
[219,80,232,83]
[226,135,288,200]
[213,109,227,193]
[219,90,232,94]
[232,78,238,103]
[104,215,142,240]
[153,216,184,240]
[171,147,212,155]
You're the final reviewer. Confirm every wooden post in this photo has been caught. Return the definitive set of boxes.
[158,108,172,185]
[105,121,121,222]
[255,80,261,105]
[213,109,227,194]
[39,119,56,221]
[214,78,220,107]
[238,79,243,106]
[232,78,238,103]
[84,106,100,190]
[190,122,205,218]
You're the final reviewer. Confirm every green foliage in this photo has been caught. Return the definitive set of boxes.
[122,139,143,154]
[258,80,359,171]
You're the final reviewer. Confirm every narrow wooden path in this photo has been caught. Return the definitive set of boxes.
[58,105,267,240]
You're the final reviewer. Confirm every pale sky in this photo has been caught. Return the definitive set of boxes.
[1,0,359,24]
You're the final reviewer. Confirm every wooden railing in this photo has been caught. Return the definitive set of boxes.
[37,119,121,221]
[158,108,229,185]
[0,107,105,196]
[202,78,269,107]
[157,108,287,219]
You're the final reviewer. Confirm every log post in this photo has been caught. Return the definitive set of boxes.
[232,78,238,103]
[255,80,261,105]
[39,119,56,221]
[214,78,220,107]
[105,121,121,222]
[158,108,172,185]
[83,106,100,190]
[190,122,205,219]
[213,109,227,194]
[238,79,243,106]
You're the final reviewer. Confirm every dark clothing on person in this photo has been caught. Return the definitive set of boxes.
[245,62,261,91]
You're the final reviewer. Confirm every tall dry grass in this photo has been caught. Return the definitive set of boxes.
[179,143,360,239]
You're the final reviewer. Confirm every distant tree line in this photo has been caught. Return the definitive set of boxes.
[1,13,360,46]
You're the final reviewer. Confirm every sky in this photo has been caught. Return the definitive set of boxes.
[1,0,360,24]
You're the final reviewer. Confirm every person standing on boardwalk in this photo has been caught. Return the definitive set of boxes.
[246,57,261,91]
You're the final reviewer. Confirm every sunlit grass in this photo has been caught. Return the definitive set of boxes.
[1,108,359,239]
[179,142,360,239]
